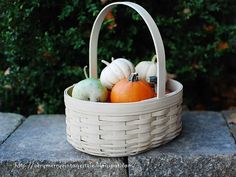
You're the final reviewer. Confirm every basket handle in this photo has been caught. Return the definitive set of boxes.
[89,1,166,98]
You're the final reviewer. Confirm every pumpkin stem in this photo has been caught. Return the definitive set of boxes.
[151,55,157,62]
[129,73,139,82]
[83,65,89,79]
[111,57,114,61]
[101,60,110,66]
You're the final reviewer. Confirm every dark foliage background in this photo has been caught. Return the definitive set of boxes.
[0,0,236,115]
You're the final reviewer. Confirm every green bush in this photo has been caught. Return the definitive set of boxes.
[1,0,236,115]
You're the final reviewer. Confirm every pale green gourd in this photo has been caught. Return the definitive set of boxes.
[72,66,108,102]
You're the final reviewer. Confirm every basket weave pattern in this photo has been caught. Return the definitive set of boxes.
[66,101,182,157]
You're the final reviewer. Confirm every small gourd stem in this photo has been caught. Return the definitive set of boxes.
[129,73,139,82]
[101,60,110,66]
[111,57,114,61]
[148,76,157,84]
[151,55,157,62]
[83,66,88,79]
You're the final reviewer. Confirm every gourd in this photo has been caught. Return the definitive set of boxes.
[100,57,135,89]
[135,55,167,82]
[72,66,108,102]
[110,73,155,103]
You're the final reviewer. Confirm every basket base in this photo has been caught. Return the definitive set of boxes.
[67,123,182,157]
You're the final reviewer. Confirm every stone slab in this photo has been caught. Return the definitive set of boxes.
[0,113,24,145]
[222,110,236,142]
[0,115,127,177]
[128,111,236,177]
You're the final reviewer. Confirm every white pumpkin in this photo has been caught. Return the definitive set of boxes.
[135,55,167,82]
[100,57,135,89]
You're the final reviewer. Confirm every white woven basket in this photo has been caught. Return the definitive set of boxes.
[64,1,183,157]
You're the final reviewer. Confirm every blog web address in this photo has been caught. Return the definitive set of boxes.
[13,161,132,169]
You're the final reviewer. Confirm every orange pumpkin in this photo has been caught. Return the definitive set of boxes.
[110,73,156,103]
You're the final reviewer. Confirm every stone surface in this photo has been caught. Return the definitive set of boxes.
[1,111,236,177]
[222,110,236,142]
[128,111,236,177]
[0,115,127,177]
[0,113,24,145]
